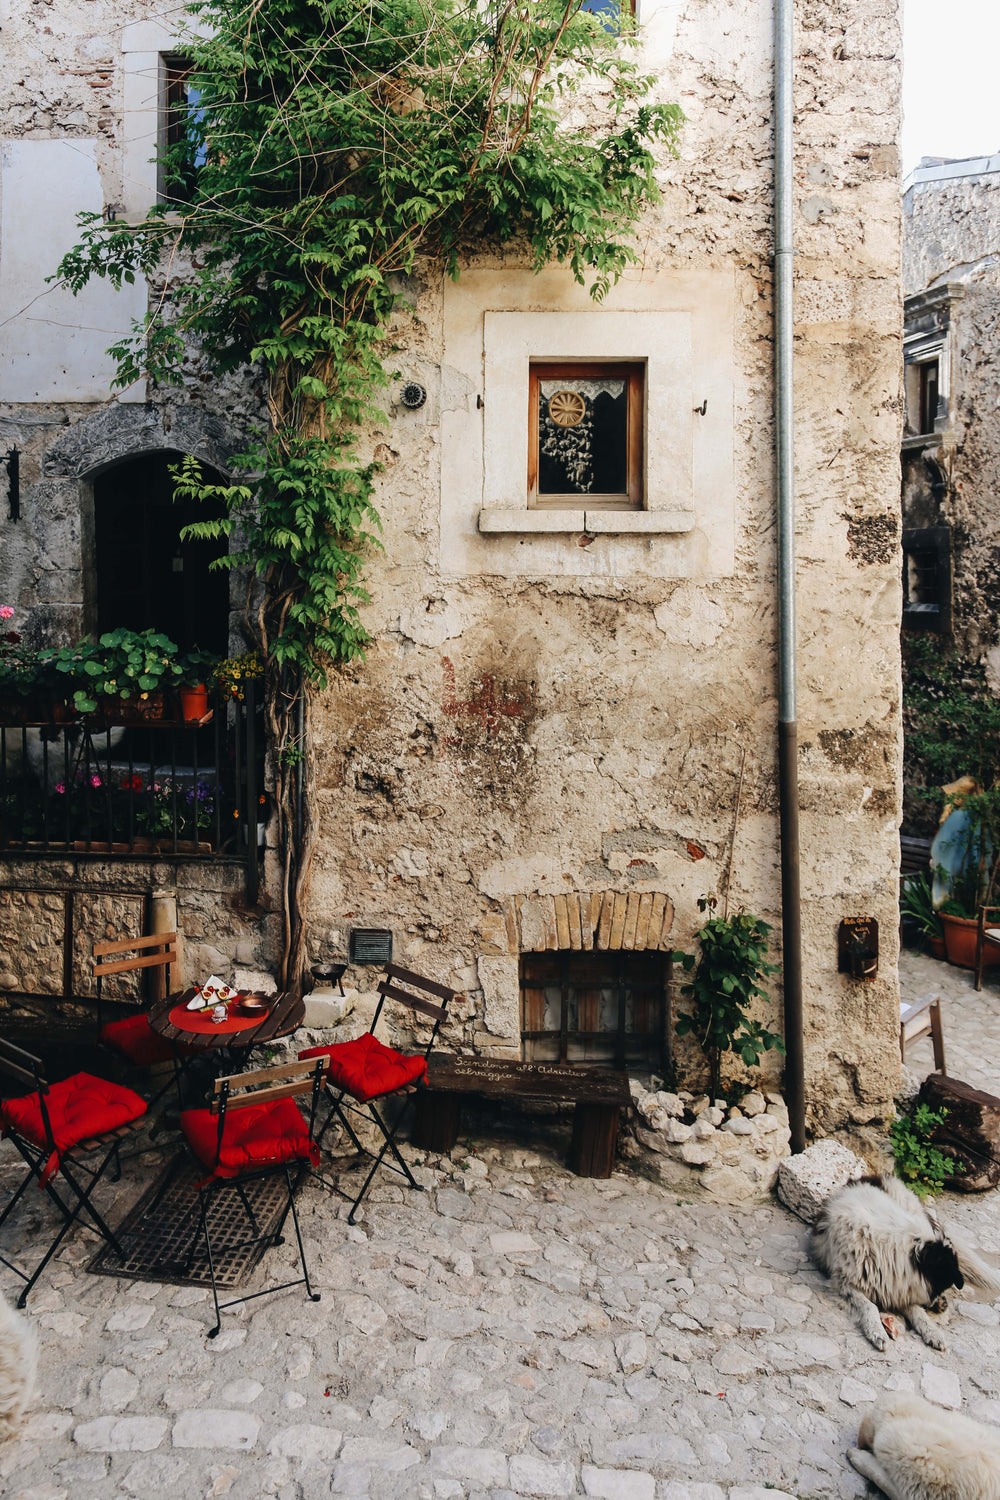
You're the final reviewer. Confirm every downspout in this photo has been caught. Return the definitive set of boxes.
[774,0,806,1152]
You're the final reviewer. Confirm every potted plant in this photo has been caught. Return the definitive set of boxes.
[177,648,218,721]
[43,629,184,721]
[213,650,264,702]
[899,870,946,959]
[671,895,785,1099]
[930,782,1000,968]
[0,606,74,723]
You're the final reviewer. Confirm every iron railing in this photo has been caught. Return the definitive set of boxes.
[0,683,264,904]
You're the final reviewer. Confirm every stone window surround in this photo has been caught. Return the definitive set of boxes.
[479,308,694,535]
[121,18,209,223]
[474,889,675,1056]
[440,267,736,577]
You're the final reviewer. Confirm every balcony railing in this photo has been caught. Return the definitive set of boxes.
[0,683,264,904]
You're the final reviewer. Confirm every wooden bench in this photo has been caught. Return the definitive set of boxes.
[411,1056,631,1178]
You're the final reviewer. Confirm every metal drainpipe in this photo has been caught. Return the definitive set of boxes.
[774,0,806,1153]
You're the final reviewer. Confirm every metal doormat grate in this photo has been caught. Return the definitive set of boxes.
[88,1153,291,1289]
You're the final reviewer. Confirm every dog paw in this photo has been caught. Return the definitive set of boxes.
[865,1327,889,1352]
[922,1329,947,1351]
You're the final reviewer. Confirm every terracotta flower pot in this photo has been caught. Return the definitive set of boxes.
[178,684,210,721]
[939,911,1000,969]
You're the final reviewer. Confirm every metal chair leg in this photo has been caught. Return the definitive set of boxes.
[284,1165,320,1304]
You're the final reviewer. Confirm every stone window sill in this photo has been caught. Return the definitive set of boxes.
[478,508,696,535]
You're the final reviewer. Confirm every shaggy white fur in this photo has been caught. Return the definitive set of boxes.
[848,1394,1000,1500]
[0,1293,37,1441]
[809,1174,1000,1351]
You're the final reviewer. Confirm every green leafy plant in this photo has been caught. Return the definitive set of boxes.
[889,1102,957,1197]
[178,647,220,689]
[672,895,784,1099]
[899,870,944,948]
[54,0,683,995]
[42,629,184,714]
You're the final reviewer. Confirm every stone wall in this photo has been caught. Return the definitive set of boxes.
[0,855,281,1010]
[902,160,1000,664]
[306,0,905,1133]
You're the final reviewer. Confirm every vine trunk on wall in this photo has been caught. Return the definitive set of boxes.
[57,0,683,997]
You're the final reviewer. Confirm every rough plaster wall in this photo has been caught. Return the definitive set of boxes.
[307,0,904,1133]
[903,173,1000,662]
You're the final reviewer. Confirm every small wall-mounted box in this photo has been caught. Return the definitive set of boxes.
[838,917,879,981]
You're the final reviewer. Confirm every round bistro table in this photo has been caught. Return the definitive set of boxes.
[148,987,305,1058]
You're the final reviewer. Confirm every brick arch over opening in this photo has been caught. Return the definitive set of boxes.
[511,891,674,954]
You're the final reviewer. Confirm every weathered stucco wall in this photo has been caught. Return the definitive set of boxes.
[903,163,1000,664]
[0,0,904,1133]
[306,0,905,1133]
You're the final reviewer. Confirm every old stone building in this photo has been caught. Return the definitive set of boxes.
[901,152,1000,663]
[1,0,904,1140]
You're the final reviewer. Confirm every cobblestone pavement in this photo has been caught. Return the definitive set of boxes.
[1,952,999,1500]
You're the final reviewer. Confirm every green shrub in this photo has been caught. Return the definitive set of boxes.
[889,1102,957,1197]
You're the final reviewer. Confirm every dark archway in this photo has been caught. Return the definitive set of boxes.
[93,451,229,655]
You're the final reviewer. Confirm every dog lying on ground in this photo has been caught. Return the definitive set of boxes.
[848,1393,1000,1500]
[809,1173,1000,1351]
[0,1293,36,1440]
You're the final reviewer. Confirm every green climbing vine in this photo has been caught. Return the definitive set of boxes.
[56,0,683,994]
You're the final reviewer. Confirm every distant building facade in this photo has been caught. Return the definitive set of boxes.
[903,153,1000,664]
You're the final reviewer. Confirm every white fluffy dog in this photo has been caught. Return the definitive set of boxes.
[810,1174,1000,1351]
[848,1394,1000,1500]
[0,1293,36,1440]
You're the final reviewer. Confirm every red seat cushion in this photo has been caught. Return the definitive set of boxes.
[299,1033,427,1103]
[100,1013,180,1067]
[181,1098,319,1179]
[0,1072,147,1184]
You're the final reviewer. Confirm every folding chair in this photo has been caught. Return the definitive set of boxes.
[179,1056,326,1338]
[899,994,946,1074]
[975,905,1000,991]
[93,933,194,1106]
[299,963,456,1223]
[0,1037,147,1306]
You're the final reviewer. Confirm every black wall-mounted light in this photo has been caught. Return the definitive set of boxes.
[4,448,19,522]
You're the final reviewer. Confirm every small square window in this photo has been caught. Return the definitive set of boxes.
[528,362,644,510]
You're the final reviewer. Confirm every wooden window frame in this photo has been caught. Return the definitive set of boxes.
[528,361,644,511]
[520,950,670,1073]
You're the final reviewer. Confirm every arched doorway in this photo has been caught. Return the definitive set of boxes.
[93,451,229,655]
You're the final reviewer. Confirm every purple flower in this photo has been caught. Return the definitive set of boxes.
[90,774,102,789]
[54,782,65,795]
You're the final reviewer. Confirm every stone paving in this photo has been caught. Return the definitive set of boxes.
[1,950,999,1500]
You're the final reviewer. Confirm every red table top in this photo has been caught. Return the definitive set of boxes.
[167,1001,268,1037]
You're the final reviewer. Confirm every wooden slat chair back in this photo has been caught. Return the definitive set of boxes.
[178,1057,326,1337]
[301,963,458,1224]
[91,933,190,1106]
[0,1036,146,1305]
[92,932,179,1021]
[372,963,453,1055]
[975,905,1000,992]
